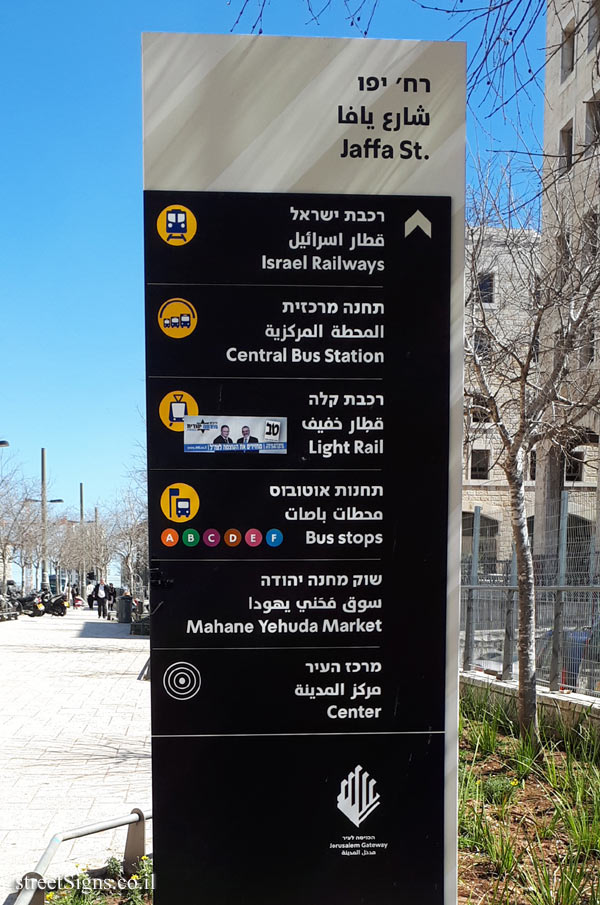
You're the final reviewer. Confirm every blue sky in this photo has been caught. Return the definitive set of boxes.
[0,0,545,517]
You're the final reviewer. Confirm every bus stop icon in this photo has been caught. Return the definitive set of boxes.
[160,483,200,523]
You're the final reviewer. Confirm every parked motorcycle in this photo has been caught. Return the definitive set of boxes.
[14,591,45,617]
[0,591,19,620]
[41,591,67,617]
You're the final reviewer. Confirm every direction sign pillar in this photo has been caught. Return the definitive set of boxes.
[143,33,465,905]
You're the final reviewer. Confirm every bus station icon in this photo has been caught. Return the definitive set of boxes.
[158,299,197,339]
[156,204,197,246]
[160,483,200,523]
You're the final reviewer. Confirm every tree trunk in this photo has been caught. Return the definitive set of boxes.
[123,553,134,595]
[506,451,539,742]
[0,550,7,594]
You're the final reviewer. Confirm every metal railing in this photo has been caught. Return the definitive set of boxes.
[460,494,600,695]
[15,808,152,905]
[460,584,600,689]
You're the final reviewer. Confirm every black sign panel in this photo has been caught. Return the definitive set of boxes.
[145,191,450,905]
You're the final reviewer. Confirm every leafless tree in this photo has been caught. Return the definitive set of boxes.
[89,514,117,582]
[0,458,37,593]
[229,0,547,107]
[111,488,148,597]
[51,517,90,591]
[465,154,600,739]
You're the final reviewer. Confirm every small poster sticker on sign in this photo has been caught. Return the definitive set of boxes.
[183,415,287,453]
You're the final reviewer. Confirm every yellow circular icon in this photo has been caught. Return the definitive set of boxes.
[158,299,198,339]
[160,483,200,523]
[157,205,197,246]
[159,391,199,433]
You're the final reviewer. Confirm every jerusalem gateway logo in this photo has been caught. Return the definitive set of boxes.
[337,765,381,827]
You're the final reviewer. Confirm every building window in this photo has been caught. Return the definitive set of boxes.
[589,0,600,51]
[560,123,574,173]
[471,449,490,480]
[562,22,576,79]
[470,392,491,423]
[477,272,494,305]
[529,450,537,481]
[565,450,584,482]
[473,329,491,360]
[586,99,600,149]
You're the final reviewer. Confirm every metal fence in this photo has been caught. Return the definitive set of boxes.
[460,491,600,695]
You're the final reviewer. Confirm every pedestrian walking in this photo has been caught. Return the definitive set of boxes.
[93,578,109,619]
[107,583,117,614]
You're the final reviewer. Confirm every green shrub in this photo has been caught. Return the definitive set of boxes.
[482,774,518,806]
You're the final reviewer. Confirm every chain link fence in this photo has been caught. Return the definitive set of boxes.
[460,491,600,695]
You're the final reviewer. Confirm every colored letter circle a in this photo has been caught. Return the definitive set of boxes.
[157,204,197,246]
[161,529,179,547]
[160,483,200,523]
[158,299,198,339]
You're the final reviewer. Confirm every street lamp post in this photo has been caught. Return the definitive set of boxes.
[0,441,9,591]
[94,506,99,581]
[77,487,101,597]
[26,449,63,590]
[41,448,48,589]
[80,482,85,597]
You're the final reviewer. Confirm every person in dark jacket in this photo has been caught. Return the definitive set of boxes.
[107,583,117,612]
[237,425,259,444]
[213,425,233,444]
[93,579,108,619]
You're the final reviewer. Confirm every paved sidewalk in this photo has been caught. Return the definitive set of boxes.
[0,607,151,904]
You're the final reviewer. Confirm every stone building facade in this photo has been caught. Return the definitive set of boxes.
[461,3,600,579]
[463,227,539,574]
[531,0,600,573]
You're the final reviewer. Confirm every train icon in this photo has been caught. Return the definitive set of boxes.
[166,209,188,241]
[169,394,188,425]
[157,205,197,247]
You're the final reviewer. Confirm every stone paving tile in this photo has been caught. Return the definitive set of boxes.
[0,814,54,832]
[0,795,37,807]
[0,609,151,901]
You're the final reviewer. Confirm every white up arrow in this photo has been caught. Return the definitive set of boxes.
[404,210,432,238]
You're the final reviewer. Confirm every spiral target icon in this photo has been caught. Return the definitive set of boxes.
[163,662,202,701]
